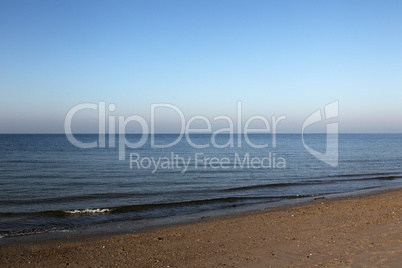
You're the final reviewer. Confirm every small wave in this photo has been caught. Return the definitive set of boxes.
[0,227,68,239]
[222,174,402,193]
[64,208,112,214]
[222,182,316,192]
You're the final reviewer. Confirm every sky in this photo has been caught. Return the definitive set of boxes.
[1,0,401,133]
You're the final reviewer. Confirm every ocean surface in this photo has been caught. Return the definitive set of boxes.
[1,134,402,240]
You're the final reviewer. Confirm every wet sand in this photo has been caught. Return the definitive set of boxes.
[1,188,401,267]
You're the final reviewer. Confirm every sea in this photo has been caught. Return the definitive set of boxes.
[1,134,401,242]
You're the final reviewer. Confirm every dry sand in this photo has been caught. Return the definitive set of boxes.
[1,188,401,267]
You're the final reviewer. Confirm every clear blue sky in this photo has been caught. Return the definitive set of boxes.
[1,0,401,133]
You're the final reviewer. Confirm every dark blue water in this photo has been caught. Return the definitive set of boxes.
[1,134,402,239]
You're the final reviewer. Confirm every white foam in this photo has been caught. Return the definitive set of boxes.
[64,208,112,214]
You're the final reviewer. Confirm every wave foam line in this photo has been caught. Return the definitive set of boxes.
[64,208,112,214]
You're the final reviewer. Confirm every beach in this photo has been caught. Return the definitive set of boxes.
[2,0,402,266]
[1,188,401,267]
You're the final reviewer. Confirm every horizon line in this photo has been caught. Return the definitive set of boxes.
[1,132,402,135]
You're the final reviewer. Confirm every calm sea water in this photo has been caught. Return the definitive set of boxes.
[1,134,401,239]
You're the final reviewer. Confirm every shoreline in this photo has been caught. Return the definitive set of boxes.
[1,187,401,267]
[2,185,398,246]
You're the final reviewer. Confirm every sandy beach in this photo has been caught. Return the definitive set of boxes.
[1,188,401,267]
